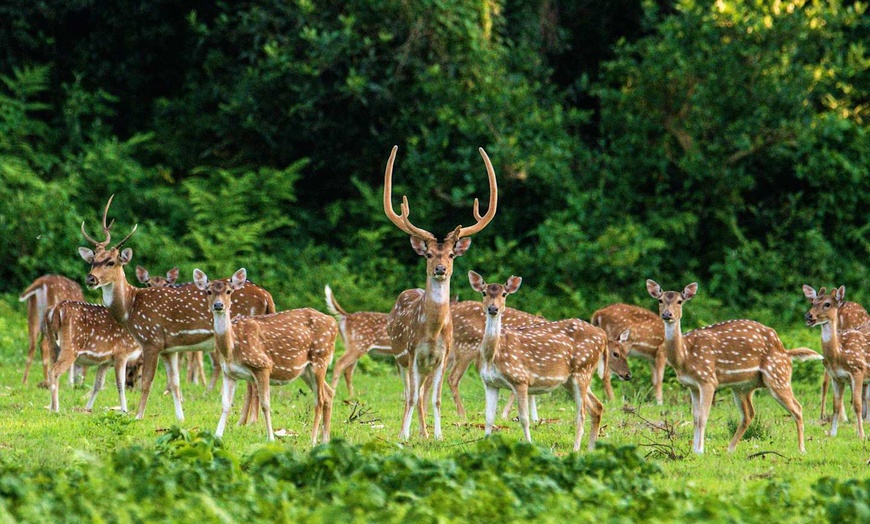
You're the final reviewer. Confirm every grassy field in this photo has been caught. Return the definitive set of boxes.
[0,295,868,521]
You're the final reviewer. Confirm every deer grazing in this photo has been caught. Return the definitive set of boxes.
[194,269,336,443]
[815,297,870,422]
[591,303,665,404]
[383,145,497,440]
[324,284,395,397]
[469,271,606,451]
[803,285,869,438]
[78,195,275,421]
[647,280,821,453]
[44,301,141,413]
[19,275,84,386]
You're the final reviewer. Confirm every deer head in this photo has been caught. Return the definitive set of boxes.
[193,268,247,315]
[468,270,522,317]
[78,195,139,290]
[606,329,633,381]
[383,146,497,281]
[647,279,698,324]
[136,266,180,287]
[803,285,845,327]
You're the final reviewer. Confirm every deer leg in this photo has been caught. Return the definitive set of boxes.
[303,368,323,446]
[207,352,221,392]
[330,347,364,397]
[399,361,416,441]
[516,384,532,443]
[416,372,430,439]
[135,349,161,419]
[237,382,254,426]
[653,349,667,406]
[215,372,237,437]
[23,324,39,385]
[687,387,700,452]
[37,334,55,388]
[431,357,447,440]
[161,353,185,421]
[530,396,539,422]
[568,379,586,451]
[320,370,335,444]
[694,385,715,454]
[85,364,110,411]
[767,383,806,452]
[48,352,77,413]
[447,351,474,421]
[114,357,129,413]
[501,393,516,420]
[600,349,614,402]
[851,374,864,439]
[253,370,274,442]
[727,389,755,452]
[831,380,844,436]
[820,371,830,422]
[862,383,870,422]
[586,390,603,451]
[484,384,499,435]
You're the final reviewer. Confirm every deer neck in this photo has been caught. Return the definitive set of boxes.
[103,275,136,326]
[420,277,451,330]
[820,318,841,361]
[480,312,503,363]
[211,311,235,361]
[662,319,687,369]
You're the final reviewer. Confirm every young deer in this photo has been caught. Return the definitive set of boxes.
[815,298,870,422]
[469,271,606,451]
[135,266,180,288]
[803,285,869,438]
[324,284,395,397]
[44,301,141,413]
[647,280,820,453]
[591,303,665,404]
[383,145,497,440]
[19,275,84,386]
[194,269,337,444]
[78,195,275,421]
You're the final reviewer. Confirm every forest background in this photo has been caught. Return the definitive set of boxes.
[2,0,869,325]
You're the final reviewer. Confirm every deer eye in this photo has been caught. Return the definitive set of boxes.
[612,351,620,358]
[448,252,455,259]
[677,300,682,304]
[502,292,507,297]
[658,299,663,304]
[226,289,232,295]
[481,292,486,297]
[425,253,433,259]
[207,290,212,295]
[107,261,115,267]
[824,302,831,308]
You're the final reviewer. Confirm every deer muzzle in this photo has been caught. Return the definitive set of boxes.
[486,305,500,316]
[85,274,98,288]
[213,302,226,312]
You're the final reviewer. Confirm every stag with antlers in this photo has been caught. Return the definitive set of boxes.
[78,196,275,421]
[383,145,496,440]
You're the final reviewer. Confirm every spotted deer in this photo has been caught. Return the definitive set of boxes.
[647,280,821,453]
[78,195,276,421]
[591,303,665,404]
[803,285,869,438]
[19,275,84,386]
[469,271,606,451]
[135,266,180,288]
[324,284,395,397]
[814,297,870,422]
[44,301,141,413]
[383,145,497,440]
[194,269,337,444]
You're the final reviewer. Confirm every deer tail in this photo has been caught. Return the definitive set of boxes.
[324,285,348,317]
[787,347,823,362]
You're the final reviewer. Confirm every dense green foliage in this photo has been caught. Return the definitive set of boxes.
[2,0,868,318]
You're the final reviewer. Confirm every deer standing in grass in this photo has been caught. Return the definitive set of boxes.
[383,145,497,440]
[19,275,84,386]
[325,284,394,397]
[803,285,869,438]
[44,301,141,413]
[591,303,665,404]
[78,195,275,421]
[469,271,606,451]
[647,280,820,453]
[194,269,336,443]
[813,297,870,422]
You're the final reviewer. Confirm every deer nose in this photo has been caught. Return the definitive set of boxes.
[805,312,814,322]
[213,302,225,312]
[625,372,632,381]
[487,305,499,316]
[661,311,673,321]
[434,265,447,275]
[85,274,97,287]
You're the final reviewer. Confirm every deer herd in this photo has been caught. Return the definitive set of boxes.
[14,147,869,454]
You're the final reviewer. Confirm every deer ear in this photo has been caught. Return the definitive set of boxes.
[193,269,208,291]
[835,285,846,305]
[410,236,428,256]
[231,268,247,290]
[505,276,522,294]
[646,279,662,299]
[135,265,149,284]
[468,271,486,292]
[78,247,95,264]
[453,237,472,257]
[166,267,179,284]
[802,285,818,301]
[618,329,631,343]
[119,248,133,265]
[682,282,698,301]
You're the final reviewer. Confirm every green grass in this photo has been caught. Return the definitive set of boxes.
[1,295,869,521]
